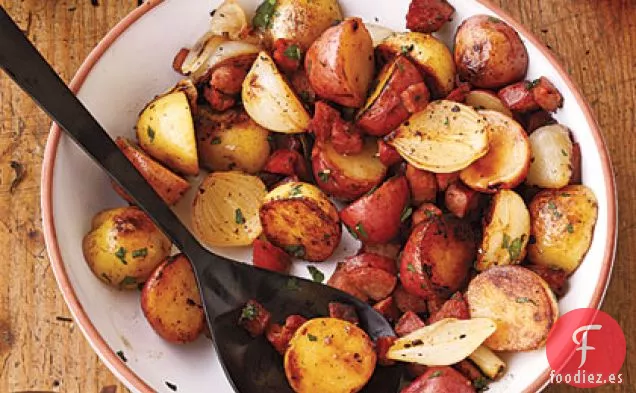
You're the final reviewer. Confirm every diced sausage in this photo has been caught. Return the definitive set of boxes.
[453,360,484,383]
[266,314,308,355]
[401,82,430,113]
[271,134,303,152]
[498,82,539,113]
[395,311,426,337]
[203,86,235,111]
[376,336,398,366]
[569,143,582,185]
[525,264,568,297]
[308,101,339,142]
[393,284,428,314]
[172,48,189,74]
[521,110,556,133]
[531,76,563,112]
[445,182,480,219]
[328,302,359,324]
[289,69,316,104]
[327,263,369,302]
[361,242,402,260]
[401,366,475,393]
[406,0,455,33]
[428,292,470,324]
[343,252,398,275]
[331,118,364,155]
[378,140,404,167]
[426,296,446,316]
[406,165,438,205]
[412,203,443,227]
[238,300,272,337]
[346,267,398,301]
[445,82,471,103]
[373,296,401,323]
[209,65,248,95]
[272,38,302,73]
[263,149,309,180]
[435,172,460,191]
[252,239,292,273]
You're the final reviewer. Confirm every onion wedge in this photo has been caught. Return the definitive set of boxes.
[209,0,248,40]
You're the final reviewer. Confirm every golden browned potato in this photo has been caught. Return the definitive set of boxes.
[141,254,205,343]
[376,32,456,97]
[192,171,267,247]
[260,182,341,261]
[476,190,530,271]
[460,110,530,192]
[466,265,559,351]
[137,89,199,176]
[528,185,598,274]
[305,18,375,108]
[264,0,343,50]
[82,207,172,289]
[284,318,376,393]
[387,100,489,173]
[525,124,575,188]
[464,90,512,117]
[242,52,311,133]
[454,15,528,89]
[195,107,271,174]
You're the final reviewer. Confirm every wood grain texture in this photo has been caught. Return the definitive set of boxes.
[0,0,633,392]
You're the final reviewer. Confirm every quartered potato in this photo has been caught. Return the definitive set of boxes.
[466,266,559,351]
[464,90,512,117]
[196,107,271,174]
[137,89,199,176]
[460,110,530,192]
[242,52,311,133]
[387,318,496,365]
[192,172,267,247]
[377,32,456,97]
[260,182,341,261]
[284,318,376,393]
[266,0,343,50]
[387,100,489,173]
[476,190,531,271]
[526,124,574,188]
[82,207,172,289]
[305,18,375,108]
[528,185,598,274]
[141,254,205,343]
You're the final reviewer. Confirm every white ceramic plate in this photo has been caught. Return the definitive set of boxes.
[42,1,617,392]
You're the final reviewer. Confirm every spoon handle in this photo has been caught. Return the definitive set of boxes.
[0,7,206,262]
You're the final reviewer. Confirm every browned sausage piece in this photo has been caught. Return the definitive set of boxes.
[238,300,272,337]
[569,143,582,185]
[401,82,431,113]
[331,118,364,155]
[210,65,248,95]
[525,264,568,297]
[395,310,426,337]
[406,0,455,33]
[453,360,485,385]
[445,82,471,103]
[378,139,404,167]
[373,296,401,323]
[445,182,481,219]
[328,302,359,324]
[203,86,235,111]
[531,76,563,112]
[406,164,438,205]
[266,314,307,355]
[521,110,556,133]
[376,336,398,366]
[427,292,470,324]
[435,172,460,191]
[498,81,539,113]
[393,284,429,314]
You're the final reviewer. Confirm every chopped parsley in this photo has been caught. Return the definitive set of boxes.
[525,78,541,90]
[114,247,127,265]
[473,376,489,390]
[211,136,222,145]
[501,233,510,249]
[400,206,413,223]
[284,244,306,258]
[508,235,524,260]
[240,302,259,321]
[252,0,277,29]
[284,44,302,60]
[307,265,325,283]
[429,370,443,379]
[318,170,331,182]
[299,90,311,102]
[132,248,148,258]
[566,223,574,233]
[355,222,368,239]
[307,333,318,341]
[407,263,417,273]
[443,116,450,126]
[235,208,246,225]
[547,200,562,218]
[345,225,359,240]
[400,44,414,54]
[289,184,303,196]
[286,277,300,291]
[119,276,137,287]
[516,297,538,305]
[147,126,155,142]
[365,184,380,196]
[561,149,568,156]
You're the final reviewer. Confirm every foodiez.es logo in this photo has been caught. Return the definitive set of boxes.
[546,308,625,388]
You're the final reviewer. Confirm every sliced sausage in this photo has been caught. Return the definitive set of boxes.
[328,302,359,324]
[239,300,272,337]
[406,0,455,33]
[252,239,292,274]
[427,292,470,324]
[395,311,426,337]
[266,314,307,355]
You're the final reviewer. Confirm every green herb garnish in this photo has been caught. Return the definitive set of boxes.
[115,247,127,265]
[318,170,331,182]
[400,44,414,54]
[407,263,417,273]
[147,126,155,142]
[561,149,568,156]
[566,223,574,233]
[345,225,359,240]
[285,277,300,291]
[284,44,302,60]
[307,265,325,283]
[487,16,501,23]
[508,235,525,261]
[284,244,306,258]
[132,248,148,258]
[429,370,443,379]
[501,233,510,250]
[211,137,222,145]
[355,222,368,238]
[516,297,538,305]
[235,208,246,225]
[240,302,259,321]
[400,206,413,223]
[365,184,380,196]
[307,333,318,341]
[252,0,277,29]
[289,184,303,196]
[473,376,489,390]
[119,276,137,287]
[525,78,541,90]
[116,350,127,362]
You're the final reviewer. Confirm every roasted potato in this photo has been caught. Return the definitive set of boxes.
[264,0,343,50]
[137,89,199,176]
[444,182,481,219]
[527,185,598,274]
[377,32,456,97]
[387,100,489,173]
[284,318,376,393]
[192,172,267,247]
[312,138,387,200]
[115,138,190,205]
[466,266,559,351]
[402,367,474,393]
[195,107,270,174]
[260,182,341,261]
[340,176,410,244]
[406,164,438,205]
[337,253,398,301]
[400,215,475,299]
[412,202,443,227]
[305,18,375,108]
[141,254,205,343]
[525,124,575,188]
[464,90,513,117]
[460,110,531,192]
[356,56,425,136]
[454,15,528,89]
[82,207,172,289]
[476,190,531,271]
[242,52,311,134]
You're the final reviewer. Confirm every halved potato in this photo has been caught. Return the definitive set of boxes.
[528,185,598,274]
[137,90,198,176]
[460,110,530,192]
[525,124,574,188]
[476,190,531,271]
[387,100,489,173]
[312,138,387,200]
[377,32,456,97]
[466,265,559,351]
[284,318,376,393]
[305,18,375,108]
[260,182,341,261]
[196,107,270,174]
[192,172,267,247]
[242,52,311,133]
[141,254,205,343]
[464,90,513,117]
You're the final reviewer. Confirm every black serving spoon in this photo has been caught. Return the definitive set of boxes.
[0,6,402,393]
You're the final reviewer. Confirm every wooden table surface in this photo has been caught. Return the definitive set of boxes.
[0,0,633,392]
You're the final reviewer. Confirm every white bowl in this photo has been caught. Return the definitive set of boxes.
[41,0,617,392]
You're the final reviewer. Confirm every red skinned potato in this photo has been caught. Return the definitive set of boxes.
[445,182,481,219]
[525,264,568,298]
[412,203,443,227]
[340,176,410,243]
[406,0,455,33]
[305,18,375,107]
[393,284,428,314]
[400,215,476,299]
[436,172,459,191]
[342,252,398,275]
[328,263,369,302]
[454,15,528,89]
[252,239,292,273]
[378,140,404,167]
[402,367,475,393]
[312,138,387,200]
[356,56,426,136]
[498,81,539,113]
[406,164,438,205]
[340,253,398,301]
